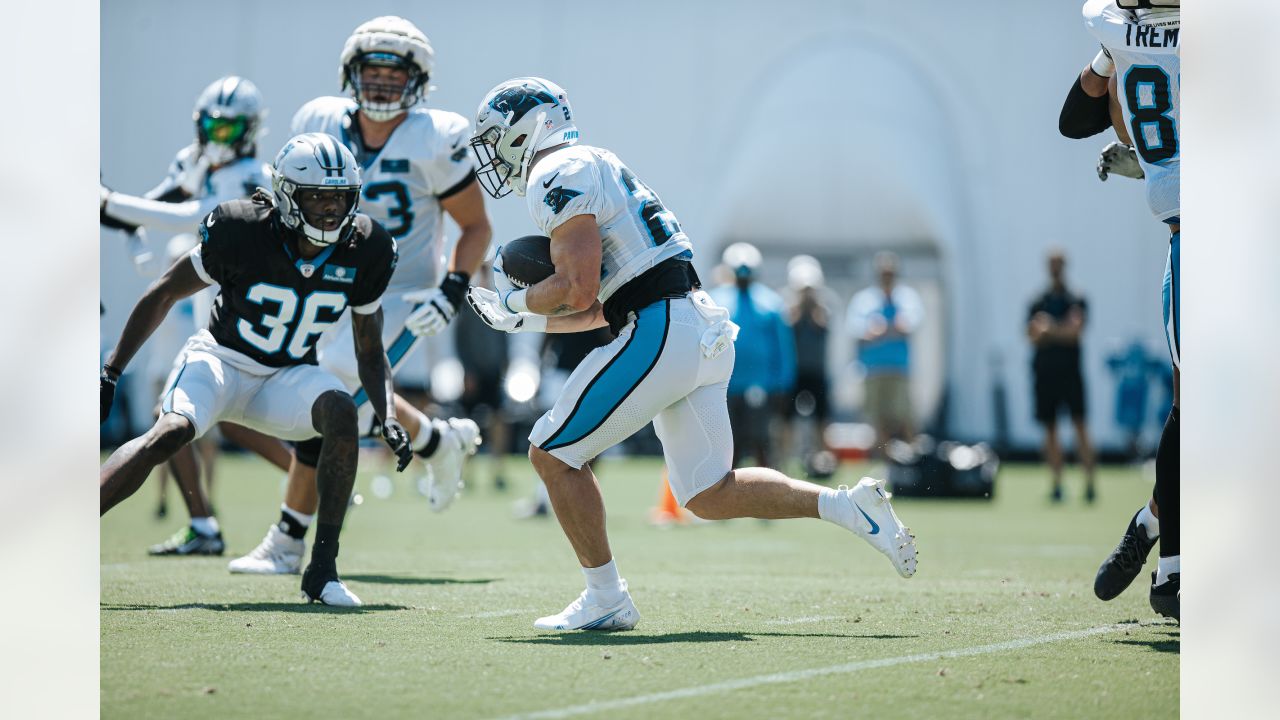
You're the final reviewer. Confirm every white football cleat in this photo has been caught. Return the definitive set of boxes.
[300,579,363,607]
[534,581,640,631]
[831,477,918,578]
[227,524,305,575]
[425,418,481,512]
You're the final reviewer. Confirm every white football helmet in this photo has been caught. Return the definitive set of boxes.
[722,242,762,279]
[340,16,434,122]
[471,77,579,198]
[193,76,265,166]
[271,133,363,247]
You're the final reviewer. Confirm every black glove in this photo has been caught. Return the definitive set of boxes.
[381,417,413,472]
[100,364,122,423]
[439,271,470,312]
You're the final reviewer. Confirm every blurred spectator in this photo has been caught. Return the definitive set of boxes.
[455,263,513,490]
[711,242,797,467]
[847,251,924,453]
[1027,249,1097,503]
[1105,340,1168,461]
[786,255,839,476]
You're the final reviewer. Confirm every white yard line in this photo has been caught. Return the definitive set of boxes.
[495,623,1139,720]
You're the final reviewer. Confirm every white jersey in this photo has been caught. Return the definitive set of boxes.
[291,97,477,292]
[1084,0,1180,221]
[103,144,270,234]
[525,145,694,304]
[104,144,269,343]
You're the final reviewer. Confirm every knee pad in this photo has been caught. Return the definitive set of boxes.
[293,437,323,468]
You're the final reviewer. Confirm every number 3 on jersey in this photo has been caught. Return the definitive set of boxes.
[1124,66,1178,164]
[238,283,347,360]
[364,181,414,237]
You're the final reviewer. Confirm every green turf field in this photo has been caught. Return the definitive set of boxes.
[101,454,1178,718]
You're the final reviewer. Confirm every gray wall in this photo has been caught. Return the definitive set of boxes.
[102,0,1173,450]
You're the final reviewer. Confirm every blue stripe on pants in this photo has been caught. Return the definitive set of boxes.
[541,301,671,451]
[352,328,419,407]
[1162,231,1179,366]
[161,362,188,414]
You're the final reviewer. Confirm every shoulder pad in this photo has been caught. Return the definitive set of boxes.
[352,213,374,238]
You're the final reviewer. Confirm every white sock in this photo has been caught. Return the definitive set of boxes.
[582,559,624,604]
[1155,555,1180,585]
[190,516,219,536]
[1136,503,1160,540]
[817,487,842,523]
[281,504,314,528]
[410,414,440,452]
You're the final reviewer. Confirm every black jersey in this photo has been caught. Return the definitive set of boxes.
[194,197,397,368]
[1028,287,1087,373]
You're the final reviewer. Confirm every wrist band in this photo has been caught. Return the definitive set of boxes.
[1090,49,1115,78]
[502,289,530,314]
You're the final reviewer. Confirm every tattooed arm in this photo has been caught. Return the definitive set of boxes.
[525,214,601,317]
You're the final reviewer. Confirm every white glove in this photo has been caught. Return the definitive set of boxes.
[402,287,456,336]
[100,183,111,211]
[177,153,212,196]
[466,286,547,334]
[1097,141,1144,181]
[491,247,520,296]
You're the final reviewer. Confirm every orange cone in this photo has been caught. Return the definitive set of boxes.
[648,467,686,525]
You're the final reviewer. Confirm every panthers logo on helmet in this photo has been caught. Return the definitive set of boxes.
[489,87,559,125]
[543,187,582,215]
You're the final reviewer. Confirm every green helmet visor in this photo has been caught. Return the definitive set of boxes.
[199,114,249,146]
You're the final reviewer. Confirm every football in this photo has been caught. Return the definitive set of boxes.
[498,235,556,289]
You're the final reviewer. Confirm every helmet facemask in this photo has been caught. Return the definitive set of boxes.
[276,180,361,247]
[471,125,527,199]
[346,52,427,122]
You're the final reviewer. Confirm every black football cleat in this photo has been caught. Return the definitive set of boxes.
[147,526,225,556]
[1149,571,1180,621]
[1093,510,1157,600]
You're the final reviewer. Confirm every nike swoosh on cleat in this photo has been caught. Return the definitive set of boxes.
[542,172,560,189]
[853,502,880,535]
[578,609,621,630]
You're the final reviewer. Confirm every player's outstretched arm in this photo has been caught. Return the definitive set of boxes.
[351,308,412,471]
[104,255,211,375]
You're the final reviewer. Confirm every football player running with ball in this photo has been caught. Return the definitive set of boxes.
[1059,0,1180,620]
[228,16,493,575]
[465,77,917,631]
[100,134,411,607]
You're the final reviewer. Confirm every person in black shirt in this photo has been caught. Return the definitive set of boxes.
[99,133,412,606]
[1027,250,1097,503]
